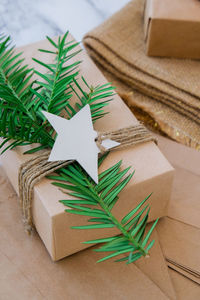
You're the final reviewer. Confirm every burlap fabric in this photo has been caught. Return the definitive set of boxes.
[83,0,200,150]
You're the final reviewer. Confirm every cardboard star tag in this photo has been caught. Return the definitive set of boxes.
[42,105,120,183]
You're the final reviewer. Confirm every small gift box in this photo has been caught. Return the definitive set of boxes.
[0,34,174,261]
[144,0,200,59]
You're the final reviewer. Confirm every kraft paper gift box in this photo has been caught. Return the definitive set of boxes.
[0,34,174,261]
[144,0,200,59]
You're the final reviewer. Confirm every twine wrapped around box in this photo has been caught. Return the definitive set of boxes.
[18,123,156,233]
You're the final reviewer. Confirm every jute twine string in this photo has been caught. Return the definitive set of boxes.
[96,124,157,153]
[18,124,156,233]
[18,152,72,233]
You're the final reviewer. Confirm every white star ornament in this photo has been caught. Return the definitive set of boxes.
[42,104,119,184]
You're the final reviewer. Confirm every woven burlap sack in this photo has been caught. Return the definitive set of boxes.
[83,0,200,150]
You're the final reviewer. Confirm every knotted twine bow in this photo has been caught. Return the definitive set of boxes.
[18,124,156,233]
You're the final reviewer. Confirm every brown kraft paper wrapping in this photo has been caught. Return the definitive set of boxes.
[157,134,200,229]
[0,35,174,261]
[169,269,200,300]
[0,167,176,299]
[144,0,200,59]
[157,217,200,284]
[168,261,200,285]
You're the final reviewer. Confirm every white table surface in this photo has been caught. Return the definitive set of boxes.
[1,0,130,46]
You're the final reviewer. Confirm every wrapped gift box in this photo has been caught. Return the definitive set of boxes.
[0,34,174,261]
[144,0,200,59]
